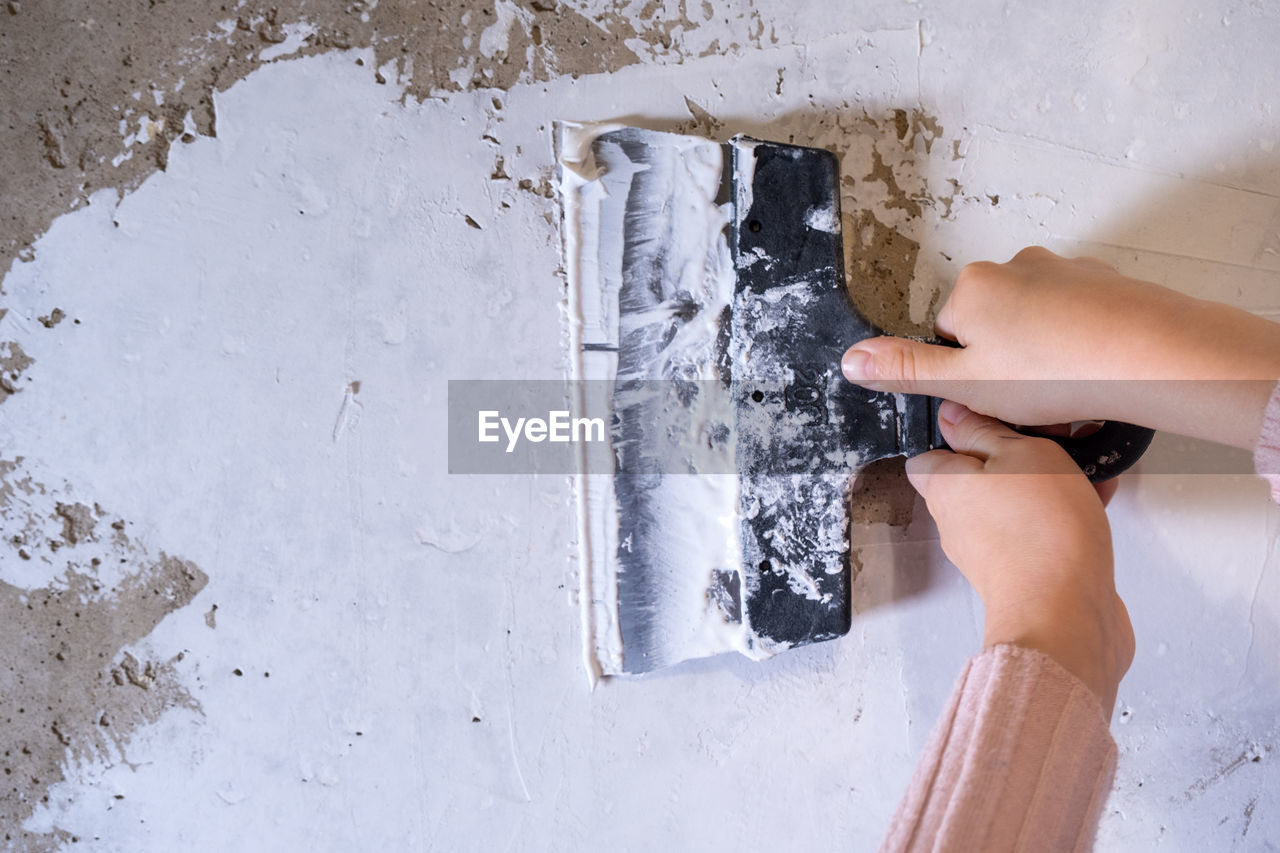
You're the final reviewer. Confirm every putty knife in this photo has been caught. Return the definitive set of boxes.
[558,123,1153,679]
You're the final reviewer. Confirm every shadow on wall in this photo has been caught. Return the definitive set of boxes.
[1085,138,1280,846]
[1104,473,1279,846]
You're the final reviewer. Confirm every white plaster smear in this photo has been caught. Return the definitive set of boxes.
[2,13,1279,850]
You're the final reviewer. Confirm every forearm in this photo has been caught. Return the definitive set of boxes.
[1120,379,1275,451]
[882,645,1116,853]
[1104,297,1280,449]
[842,250,1280,451]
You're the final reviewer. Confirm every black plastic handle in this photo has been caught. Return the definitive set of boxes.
[922,338,1155,483]
[1031,418,1155,482]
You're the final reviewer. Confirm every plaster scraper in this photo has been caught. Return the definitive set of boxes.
[556,122,1153,679]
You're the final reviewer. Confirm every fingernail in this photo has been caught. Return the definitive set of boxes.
[841,348,873,382]
[937,399,966,426]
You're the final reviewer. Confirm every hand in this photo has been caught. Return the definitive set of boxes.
[841,246,1280,450]
[907,400,1134,718]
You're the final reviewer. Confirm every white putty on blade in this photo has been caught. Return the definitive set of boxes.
[558,121,760,681]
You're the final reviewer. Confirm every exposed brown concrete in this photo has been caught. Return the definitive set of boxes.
[0,0,653,275]
[0,458,206,852]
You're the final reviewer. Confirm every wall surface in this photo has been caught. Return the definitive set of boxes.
[1,1,1279,850]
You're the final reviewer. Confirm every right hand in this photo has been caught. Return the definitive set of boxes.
[840,246,1280,449]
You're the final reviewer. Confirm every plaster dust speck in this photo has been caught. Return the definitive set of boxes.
[0,1,1278,851]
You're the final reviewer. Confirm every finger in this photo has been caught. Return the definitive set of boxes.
[939,260,999,342]
[841,337,969,397]
[936,400,1024,462]
[939,404,1083,476]
[933,296,961,342]
[1093,476,1120,508]
[904,448,983,499]
[1009,245,1061,265]
[1070,255,1117,274]
[1027,422,1074,438]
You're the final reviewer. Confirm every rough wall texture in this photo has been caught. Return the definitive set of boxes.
[0,6,963,842]
[1,0,945,557]
[0,459,205,851]
[1,0,795,272]
[0,1,609,269]
[3,1,1278,850]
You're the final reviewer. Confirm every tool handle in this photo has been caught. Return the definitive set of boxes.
[921,339,1154,483]
[1032,418,1154,483]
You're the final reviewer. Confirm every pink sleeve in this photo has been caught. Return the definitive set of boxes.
[1254,379,1280,503]
[881,644,1116,853]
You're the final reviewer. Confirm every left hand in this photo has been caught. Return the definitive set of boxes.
[906,400,1134,718]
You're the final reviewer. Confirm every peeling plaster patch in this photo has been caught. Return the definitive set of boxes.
[864,147,923,220]
[626,0,774,61]
[0,0,804,273]
[54,502,96,545]
[784,97,974,532]
[837,107,1000,337]
[0,340,34,402]
[0,457,207,852]
[844,208,928,337]
[516,174,555,200]
[679,95,724,135]
[829,108,977,526]
[478,0,524,59]
[35,309,65,329]
[0,0,646,273]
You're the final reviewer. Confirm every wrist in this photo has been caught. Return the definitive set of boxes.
[1104,300,1280,449]
[982,590,1130,718]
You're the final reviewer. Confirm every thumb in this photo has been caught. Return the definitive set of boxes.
[841,336,967,397]
[935,400,1022,461]
[938,401,1082,476]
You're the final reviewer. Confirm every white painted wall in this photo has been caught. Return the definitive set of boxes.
[2,2,1278,848]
